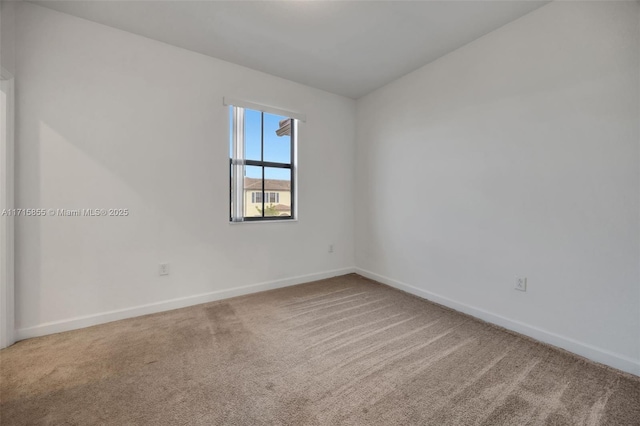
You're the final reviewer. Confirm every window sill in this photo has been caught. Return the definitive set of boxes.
[229,219,298,225]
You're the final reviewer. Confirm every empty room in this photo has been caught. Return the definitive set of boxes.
[0,0,639,424]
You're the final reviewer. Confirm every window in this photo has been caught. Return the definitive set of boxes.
[250,192,279,204]
[229,103,297,222]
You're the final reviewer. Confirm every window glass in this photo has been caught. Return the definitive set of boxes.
[244,109,262,161]
[244,165,262,218]
[230,106,296,222]
[264,167,291,218]
[264,113,291,163]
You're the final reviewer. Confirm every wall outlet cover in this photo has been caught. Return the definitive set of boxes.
[159,263,170,276]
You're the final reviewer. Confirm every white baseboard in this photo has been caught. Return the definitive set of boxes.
[355,268,640,377]
[15,267,355,341]
[15,266,639,377]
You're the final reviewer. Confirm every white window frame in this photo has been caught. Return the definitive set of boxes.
[225,98,302,223]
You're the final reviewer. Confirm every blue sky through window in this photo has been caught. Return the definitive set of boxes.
[229,107,292,180]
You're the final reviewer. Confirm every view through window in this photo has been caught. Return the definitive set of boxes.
[229,106,296,221]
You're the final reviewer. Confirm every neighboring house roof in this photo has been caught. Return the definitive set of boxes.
[244,177,291,191]
[276,119,291,137]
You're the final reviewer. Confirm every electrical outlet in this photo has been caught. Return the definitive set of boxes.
[159,263,170,276]
[328,244,334,253]
[515,277,527,292]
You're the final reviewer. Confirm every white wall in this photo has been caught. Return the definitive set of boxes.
[0,0,16,76]
[355,1,640,375]
[0,0,17,349]
[14,2,355,336]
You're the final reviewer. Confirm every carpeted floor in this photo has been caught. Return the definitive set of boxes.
[1,274,639,425]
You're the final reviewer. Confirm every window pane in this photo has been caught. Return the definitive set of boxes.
[244,109,262,161]
[244,165,263,217]
[264,167,291,217]
[263,113,291,164]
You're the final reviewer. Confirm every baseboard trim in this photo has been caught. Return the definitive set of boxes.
[355,268,640,377]
[15,267,356,341]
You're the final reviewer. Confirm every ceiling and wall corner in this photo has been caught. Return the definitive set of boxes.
[30,0,548,99]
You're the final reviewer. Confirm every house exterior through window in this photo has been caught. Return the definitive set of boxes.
[228,102,298,222]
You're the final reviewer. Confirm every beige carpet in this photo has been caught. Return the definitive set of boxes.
[1,274,639,425]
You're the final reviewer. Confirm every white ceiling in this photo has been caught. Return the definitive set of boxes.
[32,0,548,99]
